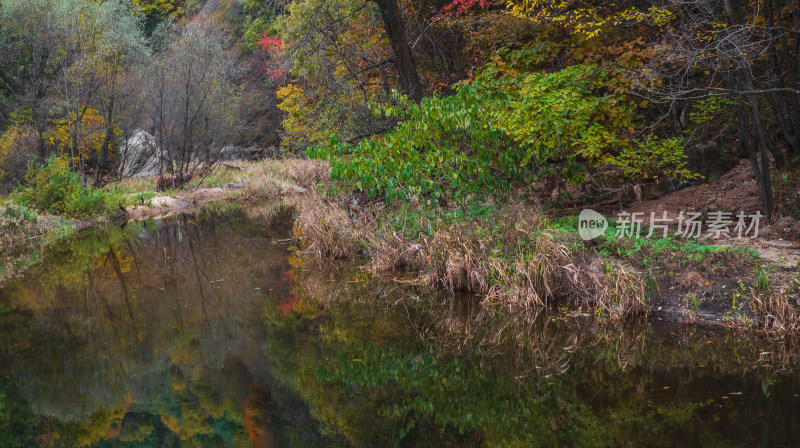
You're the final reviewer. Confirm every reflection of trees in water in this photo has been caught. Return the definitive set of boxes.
[5,203,800,446]
[0,204,315,445]
[262,258,800,446]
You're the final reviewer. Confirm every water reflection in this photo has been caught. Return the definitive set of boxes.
[0,203,336,447]
[1,202,800,447]
[268,260,800,447]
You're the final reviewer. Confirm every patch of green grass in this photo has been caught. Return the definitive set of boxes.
[551,214,580,232]
[1,204,37,227]
[107,176,155,196]
[754,269,772,295]
[1,204,46,247]
[381,203,502,240]
[116,191,157,207]
[555,213,758,263]
[683,292,700,311]
[193,166,241,188]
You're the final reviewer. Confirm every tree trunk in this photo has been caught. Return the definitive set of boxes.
[735,106,774,221]
[372,0,423,102]
[97,97,116,186]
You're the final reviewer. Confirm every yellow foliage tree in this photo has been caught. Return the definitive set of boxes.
[0,125,35,179]
[503,0,668,92]
[0,114,38,189]
[132,0,185,32]
[276,84,326,147]
[48,107,117,167]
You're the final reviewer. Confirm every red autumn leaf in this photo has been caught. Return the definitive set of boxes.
[256,35,284,53]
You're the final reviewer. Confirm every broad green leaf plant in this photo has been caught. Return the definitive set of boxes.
[310,58,696,206]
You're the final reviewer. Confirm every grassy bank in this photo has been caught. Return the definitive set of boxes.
[292,194,648,320]
[0,158,327,281]
[110,158,330,200]
[291,191,800,331]
[0,158,329,245]
[3,157,798,332]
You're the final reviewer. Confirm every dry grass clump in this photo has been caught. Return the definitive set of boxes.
[290,194,375,259]
[591,262,649,320]
[111,157,330,200]
[114,158,327,200]
[367,204,572,308]
[111,175,155,195]
[748,281,800,331]
[483,232,572,308]
[239,172,286,199]
[262,158,330,189]
[366,203,649,317]
[232,158,331,199]
[290,198,651,319]
[232,158,328,187]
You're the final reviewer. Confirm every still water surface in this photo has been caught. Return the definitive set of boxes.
[1,203,799,447]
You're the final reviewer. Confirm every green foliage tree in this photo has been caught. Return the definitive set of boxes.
[132,0,186,35]
[310,60,695,206]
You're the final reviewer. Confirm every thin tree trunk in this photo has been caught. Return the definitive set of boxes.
[372,0,423,102]
[97,94,116,186]
[736,106,774,221]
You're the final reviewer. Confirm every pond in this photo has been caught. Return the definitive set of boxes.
[1,202,799,447]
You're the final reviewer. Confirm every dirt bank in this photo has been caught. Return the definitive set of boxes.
[617,160,799,269]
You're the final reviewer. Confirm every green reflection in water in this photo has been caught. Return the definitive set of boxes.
[1,202,799,447]
[263,260,800,447]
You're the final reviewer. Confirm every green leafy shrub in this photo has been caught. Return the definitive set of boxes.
[14,157,118,218]
[309,63,695,206]
[610,135,697,181]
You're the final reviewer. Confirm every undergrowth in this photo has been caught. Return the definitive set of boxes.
[292,195,649,319]
[13,157,122,218]
[291,191,799,330]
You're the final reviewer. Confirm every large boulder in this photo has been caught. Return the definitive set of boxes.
[120,130,159,176]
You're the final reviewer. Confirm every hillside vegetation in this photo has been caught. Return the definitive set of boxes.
[1,0,799,326]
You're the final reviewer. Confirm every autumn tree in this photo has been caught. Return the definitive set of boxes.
[0,0,149,183]
[0,0,64,159]
[636,0,800,220]
[145,21,240,180]
[274,0,397,146]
